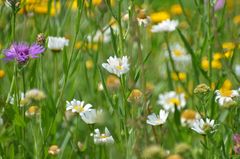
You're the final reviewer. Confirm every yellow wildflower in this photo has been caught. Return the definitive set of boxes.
[150,11,170,23]
[170,4,182,16]
[86,60,94,69]
[0,69,5,79]
[233,15,240,25]
[222,42,235,50]
[171,72,186,81]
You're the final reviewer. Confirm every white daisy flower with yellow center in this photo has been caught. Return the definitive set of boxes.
[87,24,118,43]
[91,127,114,144]
[191,118,216,135]
[215,89,239,107]
[66,99,92,114]
[80,109,105,124]
[102,56,130,77]
[157,91,186,112]
[165,44,191,64]
[151,19,179,33]
[48,36,69,52]
[146,109,169,126]
[181,109,200,127]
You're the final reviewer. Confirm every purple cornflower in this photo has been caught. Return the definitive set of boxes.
[233,134,240,154]
[214,0,225,11]
[3,42,45,64]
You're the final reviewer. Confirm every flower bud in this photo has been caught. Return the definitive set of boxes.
[36,33,46,46]
[127,89,143,104]
[48,145,60,155]
[193,83,210,94]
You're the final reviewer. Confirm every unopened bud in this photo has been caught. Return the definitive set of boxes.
[36,33,46,46]
[194,83,210,94]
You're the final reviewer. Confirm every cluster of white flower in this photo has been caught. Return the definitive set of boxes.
[66,99,113,144]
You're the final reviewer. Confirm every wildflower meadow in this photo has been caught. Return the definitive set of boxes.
[1,0,240,158]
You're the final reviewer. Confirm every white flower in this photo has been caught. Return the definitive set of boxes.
[157,91,186,112]
[151,19,179,33]
[215,89,239,107]
[102,56,130,77]
[191,118,216,135]
[137,16,151,27]
[10,92,25,106]
[80,109,104,124]
[146,109,169,126]
[92,127,114,144]
[66,99,92,114]
[235,65,240,76]
[25,89,46,101]
[180,109,200,127]
[48,36,69,51]
[87,24,118,43]
[165,43,191,64]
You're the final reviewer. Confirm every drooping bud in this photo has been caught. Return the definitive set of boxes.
[127,89,143,104]
[36,33,46,46]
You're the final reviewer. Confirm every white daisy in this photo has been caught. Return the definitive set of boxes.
[165,43,191,63]
[91,127,114,144]
[191,118,216,135]
[215,89,239,107]
[66,99,92,114]
[146,109,169,126]
[157,91,186,112]
[137,16,151,27]
[87,24,118,43]
[180,109,200,127]
[48,36,69,51]
[25,89,46,101]
[151,19,179,33]
[102,56,130,77]
[80,109,104,124]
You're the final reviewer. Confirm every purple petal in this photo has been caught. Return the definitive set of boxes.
[29,43,45,58]
[214,0,225,11]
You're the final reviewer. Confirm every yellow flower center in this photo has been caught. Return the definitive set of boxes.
[100,134,107,139]
[116,65,123,70]
[181,109,196,120]
[168,98,180,106]
[73,105,84,112]
[173,49,183,57]
[203,123,211,132]
[219,89,233,97]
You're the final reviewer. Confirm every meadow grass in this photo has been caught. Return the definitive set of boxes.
[0,0,240,158]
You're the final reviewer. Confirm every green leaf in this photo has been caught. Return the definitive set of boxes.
[177,29,199,84]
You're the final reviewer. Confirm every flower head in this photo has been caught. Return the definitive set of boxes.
[47,36,69,52]
[91,127,114,144]
[146,109,169,126]
[102,56,130,77]
[233,134,240,154]
[191,118,216,135]
[25,106,40,117]
[80,109,105,124]
[0,69,5,79]
[66,99,92,114]
[215,80,239,107]
[214,0,225,11]
[165,43,191,64]
[151,19,179,33]
[157,91,186,112]
[181,109,200,127]
[25,89,46,101]
[3,42,45,64]
[48,145,60,155]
